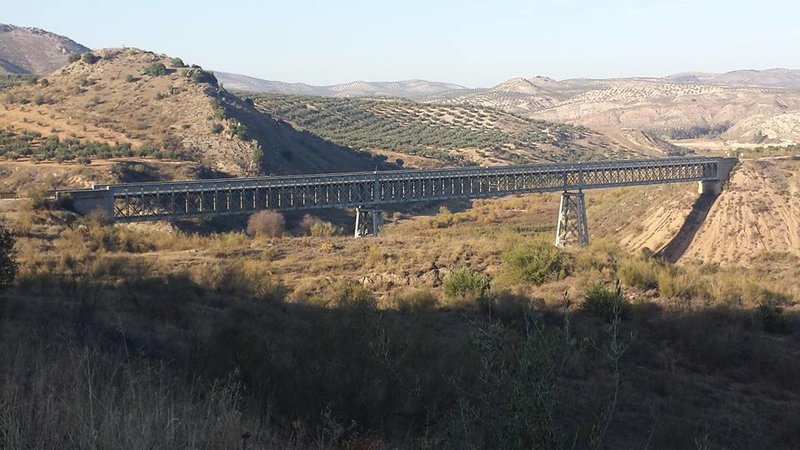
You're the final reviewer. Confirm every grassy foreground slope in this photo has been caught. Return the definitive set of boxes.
[251,93,641,166]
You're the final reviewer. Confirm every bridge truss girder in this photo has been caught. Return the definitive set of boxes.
[62,157,738,244]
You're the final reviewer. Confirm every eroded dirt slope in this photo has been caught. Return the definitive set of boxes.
[590,158,800,267]
[681,159,800,265]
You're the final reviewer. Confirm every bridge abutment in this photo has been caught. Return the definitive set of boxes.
[59,188,114,219]
[555,191,589,247]
[354,207,383,237]
[698,180,722,195]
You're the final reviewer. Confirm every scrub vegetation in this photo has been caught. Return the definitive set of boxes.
[1,184,798,449]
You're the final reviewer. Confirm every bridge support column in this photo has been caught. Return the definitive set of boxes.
[698,180,722,195]
[354,207,383,237]
[555,191,588,247]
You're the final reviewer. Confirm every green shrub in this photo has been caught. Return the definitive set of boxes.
[252,147,263,168]
[28,188,51,210]
[618,258,659,290]
[68,53,81,63]
[656,267,707,301]
[581,282,628,319]
[309,221,339,237]
[229,120,248,140]
[190,69,217,85]
[169,57,186,68]
[751,288,792,334]
[81,53,101,64]
[142,63,168,76]
[503,240,571,285]
[443,266,490,301]
[331,281,377,309]
[0,225,17,290]
[211,123,224,134]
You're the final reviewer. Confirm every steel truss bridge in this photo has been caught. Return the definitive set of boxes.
[63,157,738,245]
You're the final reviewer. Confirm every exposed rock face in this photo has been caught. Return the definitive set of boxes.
[0,24,90,75]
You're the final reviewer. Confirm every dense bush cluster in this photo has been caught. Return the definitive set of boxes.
[142,63,168,76]
[189,69,218,85]
[0,75,33,90]
[443,266,490,301]
[503,240,572,285]
[581,282,629,319]
[81,52,101,64]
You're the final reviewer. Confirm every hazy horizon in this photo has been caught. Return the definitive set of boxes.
[4,0,800,88]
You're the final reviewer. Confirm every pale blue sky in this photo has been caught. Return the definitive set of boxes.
[4,0,799,87]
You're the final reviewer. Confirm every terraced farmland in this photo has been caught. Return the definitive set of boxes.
[250,94,634,166]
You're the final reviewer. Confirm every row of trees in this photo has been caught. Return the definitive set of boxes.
[0,129,184,163]
[252,94,580,163]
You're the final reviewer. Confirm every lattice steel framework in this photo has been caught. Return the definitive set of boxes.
[555,191,589,246]
[70,157,737,223]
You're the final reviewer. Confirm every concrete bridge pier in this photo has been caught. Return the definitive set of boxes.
[555,190,589,247]
[698,180,722,195]
[354,207,384,237]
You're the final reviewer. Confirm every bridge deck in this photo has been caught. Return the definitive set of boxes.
[62,157,738,222]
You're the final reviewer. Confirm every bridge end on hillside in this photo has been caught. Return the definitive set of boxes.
[57,187,114,219]
[698,157,738,195]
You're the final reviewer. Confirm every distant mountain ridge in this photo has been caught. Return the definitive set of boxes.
[214,71,465,98]
[0,23,89,75]
[666,68,800,89]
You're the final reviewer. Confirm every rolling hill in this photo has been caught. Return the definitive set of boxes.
[0,24,89,75]
[667,68,800,88]
[249,93,648,166]
[424,75,800,146]
[214,71,465,98]
[531,80,800,142]
[0,47,389,190]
